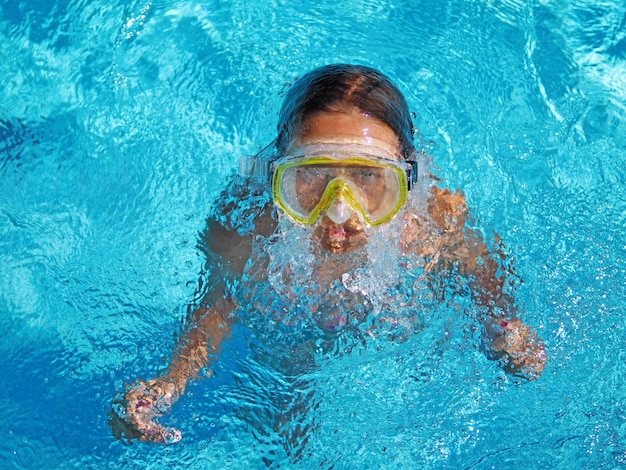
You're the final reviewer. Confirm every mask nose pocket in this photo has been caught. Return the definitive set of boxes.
[325,199,352,224]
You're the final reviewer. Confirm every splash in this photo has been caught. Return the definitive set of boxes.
[237,167,434,346]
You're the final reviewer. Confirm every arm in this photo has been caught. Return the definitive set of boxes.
[118,293,235,444]
[427,187,546,379]
[112,194,276,443]
[165,296,236,391]
[427,187,510,308]
[112,219,244,443]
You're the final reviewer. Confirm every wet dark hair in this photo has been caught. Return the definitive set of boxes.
[275,64,415,159]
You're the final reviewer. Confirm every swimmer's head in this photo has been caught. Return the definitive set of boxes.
[275,64,416,159]
[268,64,418,254]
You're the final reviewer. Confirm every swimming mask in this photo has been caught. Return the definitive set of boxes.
[270,144,418,226]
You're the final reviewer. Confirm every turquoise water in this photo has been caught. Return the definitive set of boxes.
[1,0,625,468]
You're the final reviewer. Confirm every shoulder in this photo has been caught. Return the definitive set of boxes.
[199,175,276,274]
[427,186,468,229]
[211,174,276,236]
[399,185,468,258]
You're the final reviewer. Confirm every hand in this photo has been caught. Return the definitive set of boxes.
[109,379,182,444]
[487,318,547,380]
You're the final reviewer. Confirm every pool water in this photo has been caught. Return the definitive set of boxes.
[2,0,625,468]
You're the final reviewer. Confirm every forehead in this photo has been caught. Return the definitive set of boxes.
[293,111,401,157]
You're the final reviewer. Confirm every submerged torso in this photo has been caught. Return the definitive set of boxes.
[206,149,477,350]
[225,166,455,347]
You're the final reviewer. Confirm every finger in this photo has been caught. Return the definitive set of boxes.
[139,420,182,444]
[160,427,182,444]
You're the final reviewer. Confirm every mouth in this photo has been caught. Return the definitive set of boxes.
[325,224,350,240]
[316,216,365,253]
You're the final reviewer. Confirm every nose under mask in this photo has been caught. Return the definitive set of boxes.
[325,199,352,224]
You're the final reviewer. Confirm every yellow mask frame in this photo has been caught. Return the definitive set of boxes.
[271,155,413,226]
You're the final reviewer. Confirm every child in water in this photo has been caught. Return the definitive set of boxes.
[112,64,546,444]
